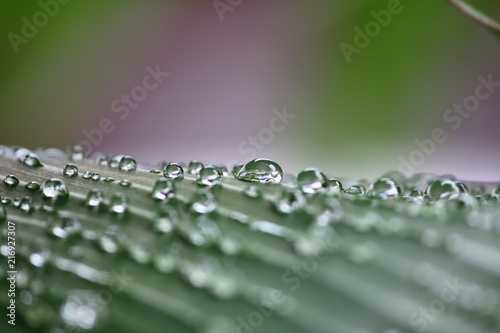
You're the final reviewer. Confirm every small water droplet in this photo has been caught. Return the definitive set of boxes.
[42,178,69,204]
[86,189,104,208]
[275,189,306,214]
[367,177,402,199]
[118,156,136,172]
[187,160,204,175]
[16,148,43,167]
[4,175,20,188]
[163,163,184,180]
[243,185,263,199]
[236,158,283,184]
[191,190,218,214]
[103,177,115,183]
[29,241,51,267]
[153,243,181,273]
[296,168,328,194]
[110,193,128,215]
[128,238,155,264]
[154,206,179,234]
[344,184,366,195]
[19,196,35,213]
[82,171,92,179]
[425,179,463,201]
[25,181,41,191]
[49,213,82,239]
[197,166,223,186]
[99,225,129,253]
[68,146,85,161]
[149,169,162,174]
[152,178,175,201]
[108,155,123,168]
[60,290,108,330]
[325,178,343,194]
[119,179,131,187]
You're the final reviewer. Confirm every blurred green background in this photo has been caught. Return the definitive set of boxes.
[1,0,499,180]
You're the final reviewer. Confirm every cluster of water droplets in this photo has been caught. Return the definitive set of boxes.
[1,146,500,332]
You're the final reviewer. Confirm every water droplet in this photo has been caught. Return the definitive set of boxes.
[197,166,223,186]
[19,196,35,213]
[152,178,175,201]
[25,181,41,191]
[128,238,155,264]
[154,206,179,234]
[118,156,136,172]
[325,178,343,194]
[149,169,162,174]
[275,189,306,214]
[82,171,92,179]
[243,185,263,199]
[68,146,85,161]
[110,193,128,215]
[153,243,181,273]
[86,189,104,208]
[108,155,123,168]
[49,213,82,239]
[91,173,101,181]
[425,179,463,201]
[4,175,20,188]
[100,225,129,253]
[187,160,204,175]
[60,290,108,330]
[103,177,115,183]
[236,158,283,184]
[42,178,69,204]
[191,190,218,214]
[296,168,328,194]
[231,163,245,176]
[29,241,51,267]
[119,179,131,187]
[16,148,43,167]
[367,177,402,199]
[163,163,184,180]
[344,184,366,195]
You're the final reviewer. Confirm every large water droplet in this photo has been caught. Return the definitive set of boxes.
[425,179,463,201]
[197,166,223,186]
[42,178,69,204]
[367,177,402,199]
[4,175,20,188]
[163,163,184,180]
[296,168,328,194]
[118,156,137,172]
[236,158,283,184]
[152,178,175,201]
[110,193,128,215]
[191,190,218,214]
